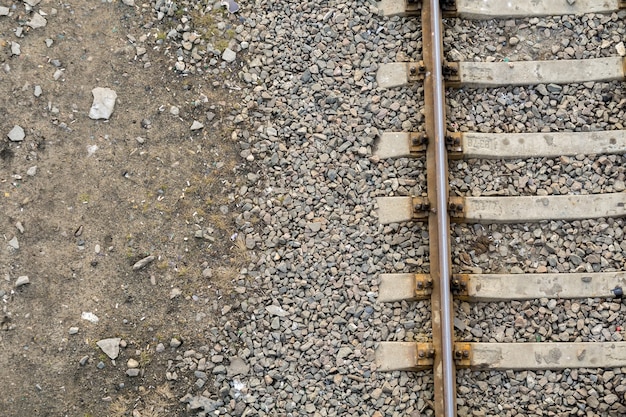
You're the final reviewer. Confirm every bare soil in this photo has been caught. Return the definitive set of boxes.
[0,1,245,416]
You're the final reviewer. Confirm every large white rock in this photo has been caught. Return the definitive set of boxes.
[97,338,121,360]
[89,87,117,120]
[27,13,47,29]
[222,48,236,62]
[8,125,25,142]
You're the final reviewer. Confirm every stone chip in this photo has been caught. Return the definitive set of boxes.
[89,87,117,120]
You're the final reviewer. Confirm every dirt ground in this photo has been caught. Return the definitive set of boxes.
[1,1,246,416]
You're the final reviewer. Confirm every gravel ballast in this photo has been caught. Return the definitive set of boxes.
[149,1,626,415]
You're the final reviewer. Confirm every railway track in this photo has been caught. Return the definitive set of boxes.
[373,1,626,416]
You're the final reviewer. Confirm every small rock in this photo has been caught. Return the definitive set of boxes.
[265,305,289,317]
[133,255,155,270]
[15,276,30,287]
[15,222,24,233]
[126,369,140,377]
[127,358,139,368]
[69,327,79,335]
[8,236,19,249]
[227,357,250,376]
[221,0,239,13]
[11,42,20,56]
[617,42,626,57]
[89,87,117,120]
[97,338,121,360]
[122,0,135,6]
[337,347,352,360]
[0,6,9,15]
[170,338,182,348]
[8,125,25,142]
[190,120,204,131]
[81,312,99,323]
[27,13,47,29]
[34,85,42,97]
[79,355,89,366]
[26,166,37,176]
[222,48,237,62]
[169,288,182,299]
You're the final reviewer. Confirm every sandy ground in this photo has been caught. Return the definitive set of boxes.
[1,1,244,415]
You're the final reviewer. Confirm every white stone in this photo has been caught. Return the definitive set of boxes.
[617,42,626,57]
[11,42,20,56]
[222,48,237,62]
[34,85,42,97]
[7,125,25,142]
[97,338,121,360]
[89,87,117,120]
[26,166,37,176]
[81,311,99,323]
[122,0,135,5]
[15,276,30,287]
[190,120,204,131]
[265,305,289,317]
[27,13,47,29]
[0,6,10,15]
[8,236,19,249]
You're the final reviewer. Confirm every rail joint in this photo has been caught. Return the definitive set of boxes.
[416,342,436,366]
[453,343,472,367]
[448,196,465,218]
[408,61,427,82]
[445,131,462,154]
[412,196,431,218]
[451,274,469,297]
[443,61,460,87]
[415,274,434,297]
[410,132,428,154]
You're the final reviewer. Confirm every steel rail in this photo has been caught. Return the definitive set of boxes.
[427,1,456,416]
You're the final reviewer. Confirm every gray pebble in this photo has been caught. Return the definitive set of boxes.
[15,276,30,287]
[96,338,121,360]
[88,87,117,120]
[190,120,204,131]
[132,255,155,270]
[8,125,25,142]
[222,48,237,62]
